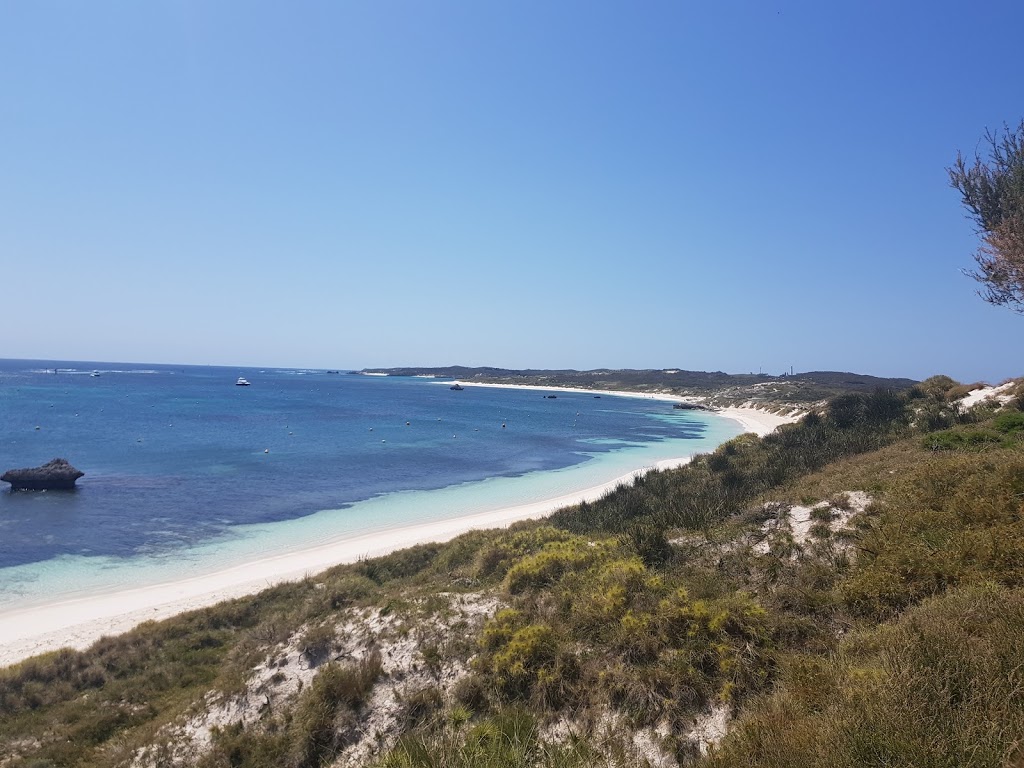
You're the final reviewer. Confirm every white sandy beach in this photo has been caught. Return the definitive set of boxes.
[0,391,795,668]
[450,380,797,438]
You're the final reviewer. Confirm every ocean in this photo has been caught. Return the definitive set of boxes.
[0,360,742,609]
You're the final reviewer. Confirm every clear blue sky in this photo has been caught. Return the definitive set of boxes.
[2,1,1021,382]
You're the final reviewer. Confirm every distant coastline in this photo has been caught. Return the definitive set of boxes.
[443,379,800,437]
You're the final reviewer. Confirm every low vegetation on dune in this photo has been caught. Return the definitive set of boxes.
[1,376,1023,767]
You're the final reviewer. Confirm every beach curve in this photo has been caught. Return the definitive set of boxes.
[0,389,796,668]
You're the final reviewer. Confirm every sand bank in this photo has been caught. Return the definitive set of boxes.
[0,389,796,668]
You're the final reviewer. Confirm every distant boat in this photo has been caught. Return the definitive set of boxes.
[326,370,341,374]
[90,371,101,378]
[236,377,251,386]
[450,383,465,391]
[545,395,557,399]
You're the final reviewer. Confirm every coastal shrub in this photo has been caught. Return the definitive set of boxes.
[201,651,383,768]
[320,573,379,611]
[471,526,576,581]
[596,591,774,724]
[918,374,959,399]
[452,674,490,713]
[298,622,337,667]
[399,685,444,730]
[0,608,249,764]
[567,556,652,635]
[827,389,906,429]
[704,585,1024,768]
[624,521,673,567]
[503,536,619,594]
[994,410,1024,433]
[912,399,959,431]
[477,611,578,707]
[373,710,599,768]
[488,623,561,700]
[945,382,984,402]
[431,529,500,576]
[357,544,443,585]
[841,451,1024,620]
[549,390,911,540]
[921,427,1002,451]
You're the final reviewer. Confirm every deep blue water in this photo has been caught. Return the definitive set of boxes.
[0,360,733,573]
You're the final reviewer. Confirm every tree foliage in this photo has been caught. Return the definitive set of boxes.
[949,120,1024,311]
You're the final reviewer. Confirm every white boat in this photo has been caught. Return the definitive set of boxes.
[236,377,251,386]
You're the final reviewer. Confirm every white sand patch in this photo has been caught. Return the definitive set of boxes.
[335,593,499,767]
[685,704,730,756]
[753,492,872,556]
[593,710,678,768]
[716,406,799,437]
[958,381,1017,410]
[752,502,790,555]
[134,593,499,767]
[789,504,816,546]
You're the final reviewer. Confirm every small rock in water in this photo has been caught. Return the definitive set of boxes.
[2,458,84,491]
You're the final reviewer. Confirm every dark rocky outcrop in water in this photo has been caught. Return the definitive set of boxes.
[2,458,84,490]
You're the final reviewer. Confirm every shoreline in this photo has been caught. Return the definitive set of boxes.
[449,380,798,437]
[0,390,797,668]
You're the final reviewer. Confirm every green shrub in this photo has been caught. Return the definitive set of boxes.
[471,526,577,581]
[477,612,578,707]
[503,537,617,594]
[705,585,1024,768]
[569,556,651,632]
[373,710,598,768]
[918,374,960,399]
[321,574,379,610]
[841,451,1024,620]
[357,544,442,584]
[921,428,1002,451]
[400,685,444,730]
[993,410,1024,434]
[298,623,337,667]
[623,522,673,567]
[488,623,559,699]
[452,674,490,713]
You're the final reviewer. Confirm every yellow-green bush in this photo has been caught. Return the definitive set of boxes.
[567,556,652,632]
[471,526,578,581]
[503,536,619,594]
[477,611,578,707]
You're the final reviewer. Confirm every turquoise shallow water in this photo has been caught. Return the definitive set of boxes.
[0,360,743,608]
